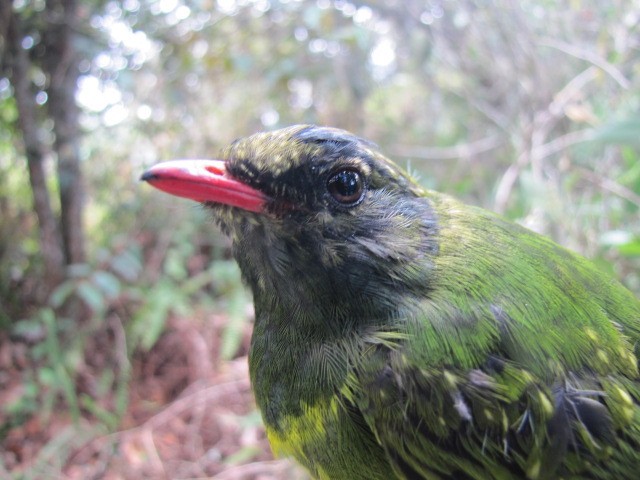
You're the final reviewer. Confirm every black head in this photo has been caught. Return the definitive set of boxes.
[211,125,439,325]
[142,125,440,332]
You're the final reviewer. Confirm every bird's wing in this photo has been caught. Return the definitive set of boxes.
[349,202,640,479]
[352,341,640,480]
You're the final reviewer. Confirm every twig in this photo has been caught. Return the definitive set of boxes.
[494,163,522,215]
[494,65,601,213]
[141,427,166,477]
[540,38,630,89]
[142,379,249,430]
[207,459,299,480]
[390,135,505,160]
[71,379,250,463]
[576,166,640,207]
[550,66,598,110]
[530,129,596,162]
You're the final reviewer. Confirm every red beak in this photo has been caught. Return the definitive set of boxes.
[140,159,267,213]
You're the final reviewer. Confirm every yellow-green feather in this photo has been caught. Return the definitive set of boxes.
[210,125,640,479]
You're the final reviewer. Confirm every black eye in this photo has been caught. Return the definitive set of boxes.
[327,169,365,205]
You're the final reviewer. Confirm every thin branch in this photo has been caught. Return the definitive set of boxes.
[530,129,596,162]
[141,427,166,477]
[209,459,299,480]
[551,66,598,109]
[540,38,630,89]
[390,135,505,160]
[576,167,640,208]
[143,380,248,430]
[494,163,522,215]
[68,377,252,477]
[494,128,597,213]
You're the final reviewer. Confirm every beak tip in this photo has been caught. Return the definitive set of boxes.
[140,171,156,182]
[138,159,266,212]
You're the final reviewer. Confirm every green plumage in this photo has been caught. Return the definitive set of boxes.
[186,125,640,478]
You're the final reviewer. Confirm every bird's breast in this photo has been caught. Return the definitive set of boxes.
[248,327,394,479]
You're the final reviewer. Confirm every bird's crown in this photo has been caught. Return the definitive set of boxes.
[220,124,423,211]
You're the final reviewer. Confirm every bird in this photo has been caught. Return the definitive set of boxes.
[141,125,640,480]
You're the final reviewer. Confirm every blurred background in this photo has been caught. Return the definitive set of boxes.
[1,0,639,478]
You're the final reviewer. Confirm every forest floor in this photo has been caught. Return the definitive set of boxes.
[0,310,307,479]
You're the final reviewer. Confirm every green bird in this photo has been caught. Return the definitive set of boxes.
[141,125,640,480]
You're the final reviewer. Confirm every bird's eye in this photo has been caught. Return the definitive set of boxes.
[327,169,365,205]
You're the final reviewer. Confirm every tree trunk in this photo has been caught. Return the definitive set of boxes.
[6,8,66,291]
[43,0,86,265]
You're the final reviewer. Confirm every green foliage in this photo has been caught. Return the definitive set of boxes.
[129,242,249,356]
[8,422,106,480]
[593,117,640,148]
[49,264,123,316]
[33,309,82,422]
[3,247,140,433]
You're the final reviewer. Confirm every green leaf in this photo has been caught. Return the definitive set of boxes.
[164,249,188,280]
[110,248,142,281]
[617,240,640,257]
[49,280,77,308]
[223,446,262,466]
[76,281,106,313]
[11,318,46,341]
[131,280,177,350]
[79,394,120,430]
[67,263,92,278]
[599,230,640,257]
[592,118,640,147]
[91,270,122,299]
[38,367,57,386]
